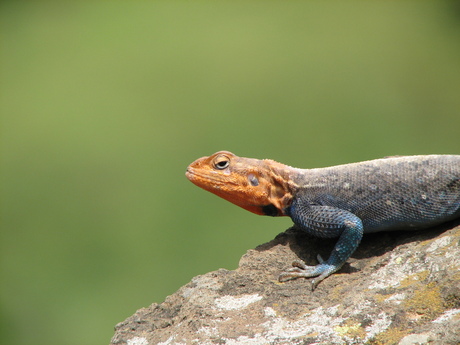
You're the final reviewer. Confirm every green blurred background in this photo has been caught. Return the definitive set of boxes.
[2,2,460,344]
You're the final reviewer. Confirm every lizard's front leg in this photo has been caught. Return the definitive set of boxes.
[279,200,363,290]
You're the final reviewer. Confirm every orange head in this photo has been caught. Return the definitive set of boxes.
[186,151,296,216]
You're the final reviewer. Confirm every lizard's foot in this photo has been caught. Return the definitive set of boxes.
[278,255,339,290]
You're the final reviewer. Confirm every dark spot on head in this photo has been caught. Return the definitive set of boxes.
[248,174,259,186]
[261,204,279,217]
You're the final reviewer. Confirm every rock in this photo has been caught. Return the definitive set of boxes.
[110,222,460,345]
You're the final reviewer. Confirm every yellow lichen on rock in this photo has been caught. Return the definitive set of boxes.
[404,282,445,320]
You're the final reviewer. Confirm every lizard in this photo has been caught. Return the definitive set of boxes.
[186,151,460,289]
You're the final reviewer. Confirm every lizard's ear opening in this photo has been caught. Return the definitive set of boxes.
[248,173,259,186]
[213,154,231,170]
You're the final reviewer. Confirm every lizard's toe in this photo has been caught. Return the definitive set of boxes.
[278,259,339,289]
[291,260,308,269]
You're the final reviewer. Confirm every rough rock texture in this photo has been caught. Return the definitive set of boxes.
[111,222,460,345]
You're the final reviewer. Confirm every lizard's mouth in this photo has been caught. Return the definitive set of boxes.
[185,167,225,186]
[185,167,197,182]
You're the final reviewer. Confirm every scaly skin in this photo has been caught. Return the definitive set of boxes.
[186,151,460,289]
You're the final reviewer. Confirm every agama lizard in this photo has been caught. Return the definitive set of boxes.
[186,151,460,289]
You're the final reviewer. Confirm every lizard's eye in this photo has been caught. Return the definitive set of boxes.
[214,156,230,170]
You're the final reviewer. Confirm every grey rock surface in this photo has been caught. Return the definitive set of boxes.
[111,222,460,345]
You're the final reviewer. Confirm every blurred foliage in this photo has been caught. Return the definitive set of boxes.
[1,2,460,345]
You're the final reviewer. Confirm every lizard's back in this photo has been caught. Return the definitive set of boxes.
[295,155,460,233]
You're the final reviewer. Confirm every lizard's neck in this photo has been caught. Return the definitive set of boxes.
[186,151,302,216]
[259,159,301,215]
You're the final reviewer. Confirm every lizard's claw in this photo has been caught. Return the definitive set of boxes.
[278,255,338,290]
